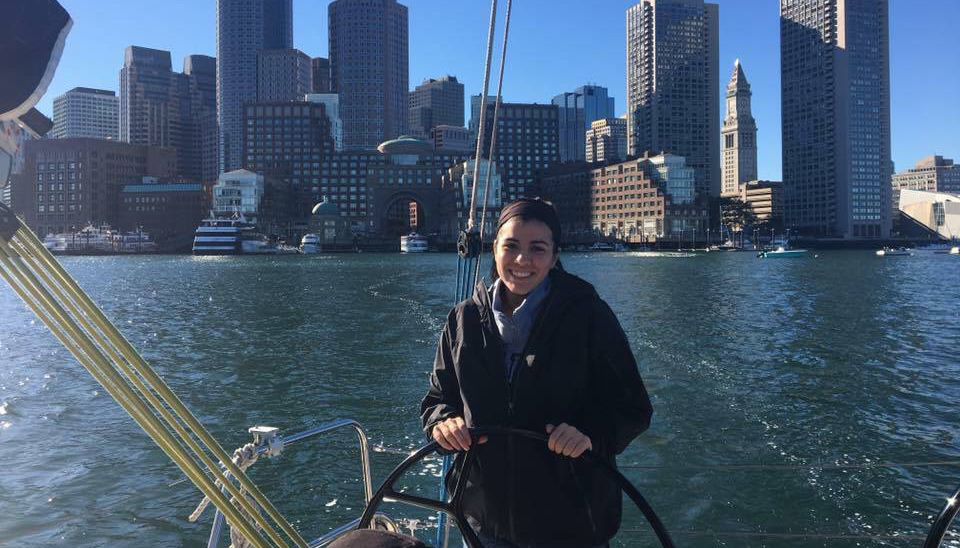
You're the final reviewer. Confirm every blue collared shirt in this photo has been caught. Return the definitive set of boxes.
[490,276,552,382]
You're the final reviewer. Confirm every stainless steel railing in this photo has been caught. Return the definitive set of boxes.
[207,419,385,548]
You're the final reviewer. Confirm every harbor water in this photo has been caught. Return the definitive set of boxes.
[1,251,959,547]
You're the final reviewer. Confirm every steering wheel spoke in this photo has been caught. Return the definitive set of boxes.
[383,490,454,515]
[355,427,675,548]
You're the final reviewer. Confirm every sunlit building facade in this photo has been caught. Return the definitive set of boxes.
[780,0,892,238]
[626,0,720,199]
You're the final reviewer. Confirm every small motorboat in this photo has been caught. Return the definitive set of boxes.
[875,247,911,257]
[757,246,808,259]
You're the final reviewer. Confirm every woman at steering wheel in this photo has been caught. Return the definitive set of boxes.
[421,198,654,548]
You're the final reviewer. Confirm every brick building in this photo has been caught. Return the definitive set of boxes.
[541,153,708,242]
[11,138,176,236]
[118,178,209,250]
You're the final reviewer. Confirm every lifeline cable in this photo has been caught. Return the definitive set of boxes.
[0,204,307,548]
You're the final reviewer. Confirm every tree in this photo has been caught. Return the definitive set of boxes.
[719,197,756,233]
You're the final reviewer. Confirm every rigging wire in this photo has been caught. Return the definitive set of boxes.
[473,0,513,286]
[465,0,499,234]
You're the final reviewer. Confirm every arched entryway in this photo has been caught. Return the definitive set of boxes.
[383,196,425,236]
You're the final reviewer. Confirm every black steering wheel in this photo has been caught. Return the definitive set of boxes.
[357,427,676,548]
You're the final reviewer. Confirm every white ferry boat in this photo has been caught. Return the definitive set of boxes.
[300,233,321,254]
[42,224,151,253]
[400,233,428,253]
[192,215,279,255]
[112,230,157,253]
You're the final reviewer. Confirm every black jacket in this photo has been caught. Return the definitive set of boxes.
[420,269,653,548]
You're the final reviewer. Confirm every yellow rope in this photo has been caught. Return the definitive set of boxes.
[0,214,308,548]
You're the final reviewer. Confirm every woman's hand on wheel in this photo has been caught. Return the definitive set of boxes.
[546,423,592,458]
[432,417,487,452]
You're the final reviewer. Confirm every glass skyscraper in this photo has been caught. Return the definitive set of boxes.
[780,0,892,238]
[329,0,409,151]
[552,85,615,163]
[626,0,720,200]
[216,0,293,173]
[120,47,217,183]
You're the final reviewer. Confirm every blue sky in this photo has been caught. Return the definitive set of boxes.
[39,0,960,180]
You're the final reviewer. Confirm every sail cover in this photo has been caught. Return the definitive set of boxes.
[0,0,72,122]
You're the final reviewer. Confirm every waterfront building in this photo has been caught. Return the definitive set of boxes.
[409,76,464,140]
[891,156,960,230]
[898,189,960,241]
[431,125,472,153]
[535,163,593,239]
[438,159,502,241]
[780,0,892,238]
[120,47,217,183]
[474,102,560,202]
[725,180,784,227]
[721,60,757,195]
[626,0,720,199]
[891,156,960,198]
[242,101,337,230]
[239,123,466,242]
[552,85,615,163]
[257,48,312,102]
[118,177,209,250]
[644,153,696,205]
[312,57,331,93]
[213,169,264,220]
[217,0,293,173]
[294,138,466,242]
[540,152,707,242]
[305,93,343,151]
[10,138,176,236]
[585,118,628,164]
[329,0,409,150]
[51,87,119,140]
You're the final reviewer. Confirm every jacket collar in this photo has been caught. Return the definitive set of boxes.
[473,269,596,357]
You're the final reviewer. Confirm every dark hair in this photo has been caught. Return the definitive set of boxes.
[488,197,564,282]
[495,197,561,252]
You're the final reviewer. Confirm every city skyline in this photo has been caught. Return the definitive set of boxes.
[34,0,960,182]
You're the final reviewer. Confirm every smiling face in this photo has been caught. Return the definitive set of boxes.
[494,217,558,298]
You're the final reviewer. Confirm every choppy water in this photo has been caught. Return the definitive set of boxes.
[1,251,959,547]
